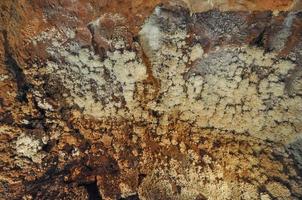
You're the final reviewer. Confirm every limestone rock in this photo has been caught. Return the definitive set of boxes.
[0,0,302,199]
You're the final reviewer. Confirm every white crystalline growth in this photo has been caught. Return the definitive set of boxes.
[15,134,44,163]
[139,10,162,54]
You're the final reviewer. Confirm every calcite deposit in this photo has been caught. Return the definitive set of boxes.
[0,0,302,199]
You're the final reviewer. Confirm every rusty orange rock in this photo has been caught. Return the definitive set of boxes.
[0,0,302,200]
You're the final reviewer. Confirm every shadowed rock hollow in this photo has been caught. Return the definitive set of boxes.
[0,0,302,199]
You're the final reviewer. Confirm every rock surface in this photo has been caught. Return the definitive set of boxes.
[0,0,302,199]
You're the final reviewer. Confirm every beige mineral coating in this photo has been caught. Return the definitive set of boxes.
[18,8,301,199]
[38,7,302,145]
[2,1,302,199]
[15,134,44,163]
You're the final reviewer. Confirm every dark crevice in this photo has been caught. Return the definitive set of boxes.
[27,160,78,194]
[258,185,274,199]
[27,157,60,187]
[1,30,30,102]
[0,111,14,124]
[250,29,266,48]
[41,139,56,153]
[137,174,147,187]
[83,179,102,200]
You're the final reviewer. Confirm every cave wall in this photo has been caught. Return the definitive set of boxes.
[0,0,302,199]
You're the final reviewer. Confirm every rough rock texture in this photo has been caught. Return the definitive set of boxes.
[0,0,302,200]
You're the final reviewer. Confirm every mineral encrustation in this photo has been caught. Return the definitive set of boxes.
[0,0,302,199]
